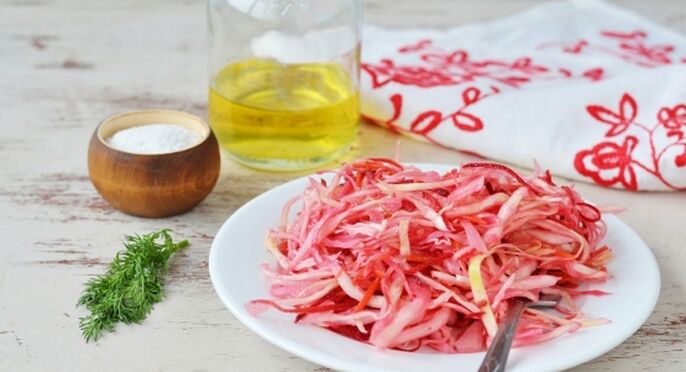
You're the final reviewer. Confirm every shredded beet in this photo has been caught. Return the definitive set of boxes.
[247,158,612,352]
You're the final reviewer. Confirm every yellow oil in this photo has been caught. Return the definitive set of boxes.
[209,59,359,170]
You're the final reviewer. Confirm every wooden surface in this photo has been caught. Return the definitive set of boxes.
[1,0,684,371]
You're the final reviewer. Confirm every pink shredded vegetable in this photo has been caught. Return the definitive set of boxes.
[247,158,612,352]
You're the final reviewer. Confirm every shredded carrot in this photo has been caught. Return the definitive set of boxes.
[354,276,382,312]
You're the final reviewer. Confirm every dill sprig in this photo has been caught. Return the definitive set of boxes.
[77,229,188,342]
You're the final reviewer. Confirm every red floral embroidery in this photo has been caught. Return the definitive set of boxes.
[363,41,556,91]
[462,87,480,105]
[564,40,588,54]
[574,136,639,191]
[657,104,686,130]
[600,30,647,39]
[618,41,673,65]
[410,110,443,135]
[363,39,599,138]
[582,68,604,81]
[397,39,432,53]
[675,146,686,167]
[452,111,483,132]
[363,31,685,190]
[381,93,404,132]
[382,88,487,138]
[363,59,460,88]
[543,29,682,68]
[585,93,637,137]
[575,93,686,190]
[602,30,674,65]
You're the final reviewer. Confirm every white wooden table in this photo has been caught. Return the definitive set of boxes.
[1,0,684,370]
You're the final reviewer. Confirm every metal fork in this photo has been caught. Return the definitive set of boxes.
[478,294,562,372]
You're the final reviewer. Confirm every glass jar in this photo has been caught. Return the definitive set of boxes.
[208,0,361,171]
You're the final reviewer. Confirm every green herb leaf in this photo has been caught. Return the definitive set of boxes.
[77,229,188,342]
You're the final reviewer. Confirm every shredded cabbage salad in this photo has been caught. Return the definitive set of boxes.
[247,158,612,352]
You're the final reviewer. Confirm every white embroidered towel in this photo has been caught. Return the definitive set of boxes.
[361,0,686,191]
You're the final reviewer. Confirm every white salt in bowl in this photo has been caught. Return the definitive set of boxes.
[88,109,221,218]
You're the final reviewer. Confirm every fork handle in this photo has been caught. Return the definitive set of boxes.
[478,299,527,372]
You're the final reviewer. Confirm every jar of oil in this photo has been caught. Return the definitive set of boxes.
[208,0,362,171]
[209,59,359,170]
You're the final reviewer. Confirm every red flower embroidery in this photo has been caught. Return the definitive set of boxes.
[675,146,686,167]
[657,104,686,129]
[363,41,555,136]
[410,110,443,135]
[363,33,686,190]
[364,38,605,137]
[576,93,686,190]
[574,136,639,191]
[563,40,588,54]
[600,30,647,40]
[618,41,673,65]
[541,30,681,68]
[451,111,483,131]
[585,93,637,137]
[381,88,486,137]
[582,68,604,82]
[398,39,432,53]
[461,87,480,105]
[510,57,549,73]
[421,50,468,65]
[598,30,674,66]
[362,59,460,88]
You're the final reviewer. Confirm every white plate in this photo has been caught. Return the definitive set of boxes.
[209,163,660,372]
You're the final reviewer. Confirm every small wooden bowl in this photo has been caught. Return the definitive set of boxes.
[88,109,220,218]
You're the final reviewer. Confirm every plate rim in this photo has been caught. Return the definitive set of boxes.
[209,162,661,372]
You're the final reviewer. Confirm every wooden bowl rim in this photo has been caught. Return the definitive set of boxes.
[96,109,212,157]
